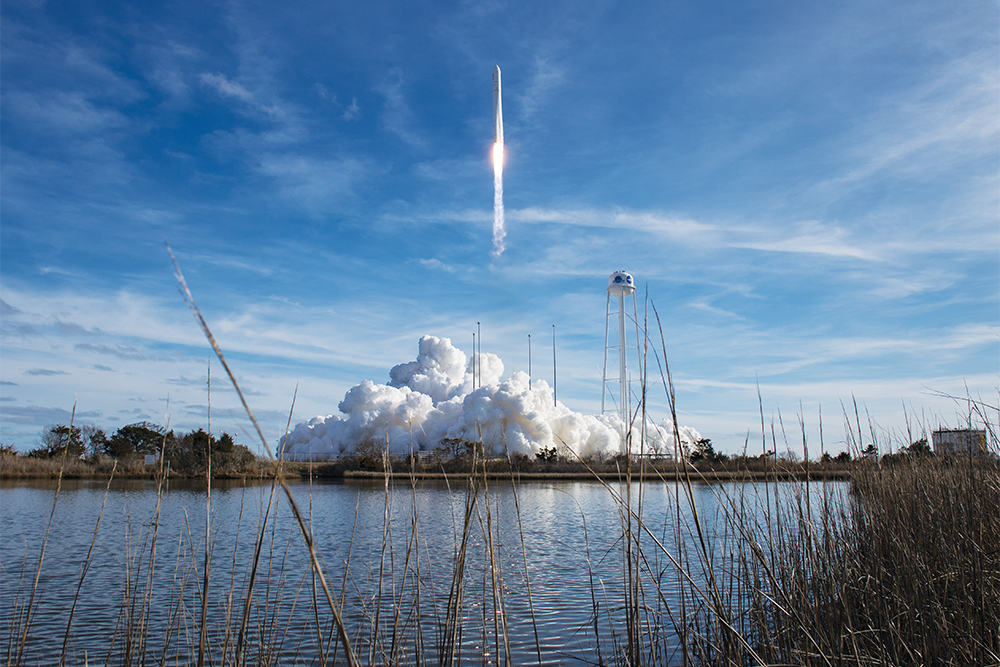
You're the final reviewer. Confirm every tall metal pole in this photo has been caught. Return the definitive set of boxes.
[601,292,611,414]
[618,291,628,432]
[477,322,481,389]
[552,325,557,406]
[528,334,532,382]
[472,332,476,389]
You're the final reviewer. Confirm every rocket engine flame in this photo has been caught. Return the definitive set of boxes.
[491,65,506,258]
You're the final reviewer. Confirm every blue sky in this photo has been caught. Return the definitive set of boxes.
[2,0,997,455]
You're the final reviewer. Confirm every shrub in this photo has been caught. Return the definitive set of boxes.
[105,423,165,459]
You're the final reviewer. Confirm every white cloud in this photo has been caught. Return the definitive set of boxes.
[343,96,360,120]
[520,57,566,120]
[5,91,130,137]
[419,258,457,273]
[200,72,255,103]
[730,221,878,261]
[374,70,426,148]
[256,154,368,214]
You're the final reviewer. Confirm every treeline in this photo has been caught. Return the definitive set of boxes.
[681,436,953,468]
[303,435,952,479]
[310,436,862,477]
[10,422,259,476]
[3,427,947,479]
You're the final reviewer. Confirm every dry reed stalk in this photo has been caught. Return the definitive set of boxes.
[158,519,194,663]
[306,455,328,665]
[387,458,425,665]
[370,432,393,665]
[439,453,482,666]
[500,436,544,666]
[58,461,118,666]
[169,243,358,667]
[198,360,212,667]
[220,484,249,661]
[475,443,512,667]
[14,402,78,667]
[235,475,279,665]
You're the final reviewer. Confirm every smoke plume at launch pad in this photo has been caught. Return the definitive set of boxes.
[278,336,699,461]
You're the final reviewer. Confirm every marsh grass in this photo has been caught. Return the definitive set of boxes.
[0,453,145,478]
[720,456,998,666]
[0,452,273,479]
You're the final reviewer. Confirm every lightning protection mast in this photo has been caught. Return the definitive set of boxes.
[602,271,642,451]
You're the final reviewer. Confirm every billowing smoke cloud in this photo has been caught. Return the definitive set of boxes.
[279,336,700,461]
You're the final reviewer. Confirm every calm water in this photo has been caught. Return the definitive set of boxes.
[0,476,844,665]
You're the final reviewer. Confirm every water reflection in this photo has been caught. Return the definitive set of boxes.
[1,477,845,665]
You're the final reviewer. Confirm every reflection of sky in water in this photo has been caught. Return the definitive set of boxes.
[1,478,847,665]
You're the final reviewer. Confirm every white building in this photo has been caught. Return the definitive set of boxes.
[931,429,987,457]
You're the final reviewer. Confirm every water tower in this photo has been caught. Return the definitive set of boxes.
[602,271,642,447]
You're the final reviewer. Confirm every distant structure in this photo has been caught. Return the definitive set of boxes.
[602,271,642,449]
[932,428,988,457]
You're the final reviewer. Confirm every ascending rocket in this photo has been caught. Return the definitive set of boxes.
[493,65,503,145]
[490,65,506,258]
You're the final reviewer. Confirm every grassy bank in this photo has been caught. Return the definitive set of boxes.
[697,456,999,665]
[2,449,855,480]
[0,451,274,479]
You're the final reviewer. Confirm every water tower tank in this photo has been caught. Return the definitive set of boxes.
[607,271,635,297]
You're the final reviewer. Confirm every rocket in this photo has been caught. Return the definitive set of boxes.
[492,65,503,145]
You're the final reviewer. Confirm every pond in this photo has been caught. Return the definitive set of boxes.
[1,475,845,666]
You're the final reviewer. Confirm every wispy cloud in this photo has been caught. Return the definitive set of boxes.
[55,320,100,335]
[200,72,255,104]
[0,404,103,426]
[343,96,360,121]
[419,258,457,272]
[507,207,719,248]
[138,39,201,107]
[165,375,205,386]
[731,221,877,260]
[256,154,368,214]
[374,69,426,148]
[74,343,169,362]
[520,57,566,120]
[25,368,69,376]
[4,91,130,137]
[1,300,22,317]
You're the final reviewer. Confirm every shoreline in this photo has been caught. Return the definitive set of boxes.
[339,468,852,482]
[0,467,854,482]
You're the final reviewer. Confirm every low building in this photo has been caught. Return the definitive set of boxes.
[931,429,987,457]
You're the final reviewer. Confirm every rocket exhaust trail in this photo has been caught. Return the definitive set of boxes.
[491,65,506,258]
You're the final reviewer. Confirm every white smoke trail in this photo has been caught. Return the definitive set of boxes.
[491,142,506,257]
[278,336,701,461]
